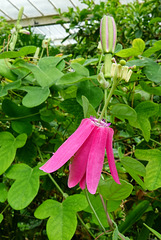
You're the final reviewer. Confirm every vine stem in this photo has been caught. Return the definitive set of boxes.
[99,194,114,229]
[37,146,95,238]
[84,188,106,233]
[98,77,118,122]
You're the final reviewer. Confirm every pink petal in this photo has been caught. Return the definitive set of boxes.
[40,118,95,173]
[86,127,108,194]
[79,173,86,190]
[106,128,120,184]
[68,128,96,188]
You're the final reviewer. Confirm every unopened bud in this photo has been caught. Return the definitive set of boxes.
[111,63,118,78]
[19,29,30,35]
[100,15,117,54]
[126,69,133,82]
[119,59,126,66]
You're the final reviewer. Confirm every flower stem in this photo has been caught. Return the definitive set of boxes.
[98,77,118,121]
[99,194,114,229]
[104,53,112,79]
[37,146,95,238]
[48,173,68,199]
[84,188,106,233]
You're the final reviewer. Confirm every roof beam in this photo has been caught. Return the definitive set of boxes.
[6,15,67,27]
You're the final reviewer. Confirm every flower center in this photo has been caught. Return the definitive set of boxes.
[90,116,111,128]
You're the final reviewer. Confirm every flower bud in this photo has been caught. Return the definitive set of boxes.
[100,15,117,54]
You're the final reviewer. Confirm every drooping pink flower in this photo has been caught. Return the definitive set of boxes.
[40,117,120,194]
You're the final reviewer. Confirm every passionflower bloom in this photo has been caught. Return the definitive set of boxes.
[40,116,120,194]
[100,15,117,54]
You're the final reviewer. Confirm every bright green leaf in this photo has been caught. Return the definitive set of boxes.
[0,214,3,223]
[132,38,145,54]
[111,104,137,123]
[77,80,103,108]
[98,179,133,200]
[0,59,17,81]
[0,46,37,59]
[82,95,97,118]
[0,183,8,203]
[121,157,146,176]
[0,80,21,97]
[6,164,40,210]
[0,132,27,175]
[20,86,50,108]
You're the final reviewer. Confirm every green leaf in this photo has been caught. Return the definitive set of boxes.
[63,194,88,212]
[82,95,97,118]
[35,194,88,240]
[0,59,17,80]
[19,61,62,87]
[143,224,161,239]
[0,80,21,97]
[121,157,146,176]
[143,59,161,84]
[132,101,159,141]
[0,183,8,203]
[0,214,3,223]
[98,179,133,200]
[0,46,37,59]
[111,104,137,123]
[140,81,161,96]
[143,40,161,57]
[135,149,161,190]
[77,80,103,108]
[132,38,145,54]
[135,149,161,161]
[6,164,40,210]
[20,86,50,108]
[11,121,32,135]
[116,38,145,57]
[57,63,89,85]
[0,132,27,175]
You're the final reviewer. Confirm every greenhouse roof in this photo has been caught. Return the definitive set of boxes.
[0,0,134,45]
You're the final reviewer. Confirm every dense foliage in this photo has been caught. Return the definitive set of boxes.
[0,0,161,239]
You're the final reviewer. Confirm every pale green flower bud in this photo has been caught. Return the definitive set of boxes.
[100,15,117,54]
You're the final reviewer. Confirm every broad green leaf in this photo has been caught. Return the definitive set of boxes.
[2,99,39,121]
[143,224,161,239]
[111,104,137,123]
[35,195,88,240]
[135,149,161,190]
[0,214,3,223]
[19,61,62,87]
[113,227,119,240]
[145,158,161,190]
[143,40,161,57]
[60,98,83,120]
[6,164,40,210]
[116,39,145,57]
[47,209,77,240]
[14,133,27,148]
[98,179,133,200]
[38,56,67,69]
[132,38,145,54]
[0,46,37,59]
[0,183,8,203]
[59,85,77,100]
[135,101,159,118]
[135,149,161,161]
[0,59,17,80]
[121,157,146,176]
[63,194,88,212]
[76,80,103,108]
[0,80,21,97]
[0,132,27,175]
[132,101,159,141]
[82,95,97,118]
[57,63,89,85]
[20,86,50,108]
[140,81,161,96]
[11,120,32,135]
[143,59,161,83]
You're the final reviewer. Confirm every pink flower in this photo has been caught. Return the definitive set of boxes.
[40,117,120,194]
